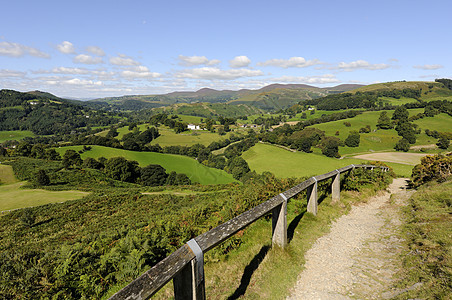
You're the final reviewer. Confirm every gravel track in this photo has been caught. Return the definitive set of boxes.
[287,178,412,299]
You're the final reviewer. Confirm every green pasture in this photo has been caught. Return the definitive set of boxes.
[378,96,418,106]
[55,145,236,185]
[288,110,349,122]
[242,143,364,178]
[0,130,34,143]
[242,143,414,178]
[0,182,89,212]
[414,113,452,132]
[310,109,448,155]
[0,165,88,212]
[150,126,239,147]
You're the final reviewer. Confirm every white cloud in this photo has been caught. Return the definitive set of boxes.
[0,69,26,77]
[178,55,220,66]
[73,54,103,64]
[57,41,76,54]
[121,65,161,79]
[176,67,264,80]
[257,57,322,68]
[0,41,50,58]
[272,74,340,84]
[86,46,105,56]
[65,78,103,86]
[413,64,443,70]
[229,56,251,68]
[109,54,140,66]
[336,60,390,71]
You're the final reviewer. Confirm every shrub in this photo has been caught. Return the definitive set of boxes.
[411,153,452,187]
[35,169,50,186]
[345,131,360,147]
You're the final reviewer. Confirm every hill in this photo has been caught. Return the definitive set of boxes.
[90,83,364,112]
[0,89,121,135]
[55,145,236,185]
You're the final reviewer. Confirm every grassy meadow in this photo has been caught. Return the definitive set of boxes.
[0,165,89,212]
[242,143,414,178]
[55,145,236,185]
[0,130,34,143]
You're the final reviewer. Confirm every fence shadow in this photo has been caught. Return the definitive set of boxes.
[227,245,270,300]
[287,211,306,242]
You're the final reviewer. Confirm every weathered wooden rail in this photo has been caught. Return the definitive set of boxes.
[109,164,388,300]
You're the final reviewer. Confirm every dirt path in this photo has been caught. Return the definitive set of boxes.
[287,178,412,299]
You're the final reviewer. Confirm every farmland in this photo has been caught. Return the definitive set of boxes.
[55,145,236,185]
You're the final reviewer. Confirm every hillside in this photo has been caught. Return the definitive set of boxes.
[90,83,364,112]
[0,89,121,135]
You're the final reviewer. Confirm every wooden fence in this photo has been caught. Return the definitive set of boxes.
[109,164,388,300]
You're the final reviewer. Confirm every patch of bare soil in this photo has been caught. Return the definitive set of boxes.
[287,178,413,299]
[353,152,427,165]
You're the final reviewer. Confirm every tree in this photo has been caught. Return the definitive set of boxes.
[140,164,168,186]
[35,169,50,186]
[227,157,250,180]
[175,173,191,185]
[83,157,103,169]
[345,131,360,147]
[392,106,409,122]
[437,136,450,149]
[62,149,82,169]
[394,138,410,152]
[376,111,393,129]
[104,157,140,183]
[45,149,61,161]
[395,122,416,144]
[320,136,341,158]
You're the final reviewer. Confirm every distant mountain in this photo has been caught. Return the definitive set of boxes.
[91,83,365,112]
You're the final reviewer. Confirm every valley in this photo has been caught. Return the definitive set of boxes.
[0,79,451,299]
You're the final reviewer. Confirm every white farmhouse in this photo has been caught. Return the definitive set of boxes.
[188,124,201,130]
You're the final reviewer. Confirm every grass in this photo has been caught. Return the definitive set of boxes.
[378,96,418,106]
[55,145,236,185]
[0,182,90,212]
[151,126,239,147]
[152,175,386,299]
[0,165,89,212]
[394,180,452,299]
[413,113,452,133]
[0,130,34,143]
[242,143,364,178]
[0,164,19,185]
[242,143,414,178]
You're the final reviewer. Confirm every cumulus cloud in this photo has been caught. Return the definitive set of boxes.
[336,60,390,71]
[178,55,220,66]
[0,41,50,58]
[57,41,76,54]
[65,78,103,86]
[73,54,103,64]
[109,54,140,66]
[0,69,26,77]
[272,74,340,84]
[257,57,322,68]
[121,65,161,79]
[413,64,443,70]
[86,46,105,56]
[176,67,264,80]
[229,56,251,68]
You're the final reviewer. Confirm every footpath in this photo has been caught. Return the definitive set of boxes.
[287,178,412,299]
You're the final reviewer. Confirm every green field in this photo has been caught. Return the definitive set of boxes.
[150,126,240,147]
[55,145,236,185]
[242,143,413,178]
[310,109,449,155]
[0,165,89,212]
[378,96,418,106]
[0,130,34,143]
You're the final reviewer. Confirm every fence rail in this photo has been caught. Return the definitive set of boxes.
[109,164,388,300]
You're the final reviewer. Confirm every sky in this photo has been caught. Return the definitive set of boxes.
[0,0,451,99]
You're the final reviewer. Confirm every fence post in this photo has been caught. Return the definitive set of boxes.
[307,178,318,215]
[272,193,287,248]
[173,240,205,300]
[332,170,340,203]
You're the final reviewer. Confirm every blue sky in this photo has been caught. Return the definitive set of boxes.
[1,0,450,99]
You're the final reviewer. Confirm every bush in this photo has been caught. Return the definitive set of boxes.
[345,131,360,147]
[394,138,410,152]
[35,169,50,186]
[140,164,168,186]
[411,153,452,187]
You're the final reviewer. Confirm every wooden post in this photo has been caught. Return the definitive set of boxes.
[307,178,318,215]
[173,240,205,300]
[272,193,287,248]
[332,171,340,203]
